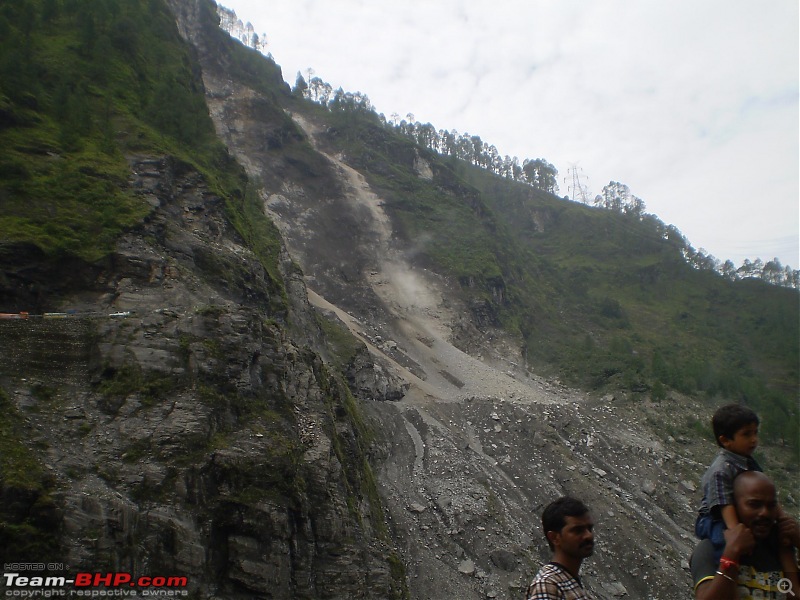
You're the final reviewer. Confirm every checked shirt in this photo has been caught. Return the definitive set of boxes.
[526,563,593,600]
[698,448,761,516]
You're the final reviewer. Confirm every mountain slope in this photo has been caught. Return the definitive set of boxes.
[0,1,797,600]
[168,3,797,599]
[0,1,405,597]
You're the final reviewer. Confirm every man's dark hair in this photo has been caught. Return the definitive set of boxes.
[542,496,590,551]
[712,403,759,447]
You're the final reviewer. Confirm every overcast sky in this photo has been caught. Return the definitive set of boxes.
[218,0,799,269]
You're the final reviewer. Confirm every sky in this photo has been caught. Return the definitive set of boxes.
[218,0,799,269]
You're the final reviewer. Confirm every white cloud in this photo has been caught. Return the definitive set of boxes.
[219,0,799,267]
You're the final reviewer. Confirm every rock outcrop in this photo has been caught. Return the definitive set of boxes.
[0,155,403,598]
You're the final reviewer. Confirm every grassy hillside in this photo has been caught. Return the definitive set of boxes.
[462,160,798,447]
[459,165,798,385]
[267,88,799,448]
[0,0,284,293]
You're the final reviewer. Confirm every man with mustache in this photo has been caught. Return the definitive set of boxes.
[691,470,800,599]
[527,496,596,600]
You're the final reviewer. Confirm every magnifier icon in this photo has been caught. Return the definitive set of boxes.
[778,578,796,597]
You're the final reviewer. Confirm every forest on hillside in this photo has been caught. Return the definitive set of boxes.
[288,70,799,290]
[216,4,798,291]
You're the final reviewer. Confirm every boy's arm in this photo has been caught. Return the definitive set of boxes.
[720,504,739,529]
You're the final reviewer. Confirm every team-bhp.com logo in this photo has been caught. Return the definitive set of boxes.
[3,570,189,597]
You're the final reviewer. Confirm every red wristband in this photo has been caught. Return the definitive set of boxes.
[719,557,739,572]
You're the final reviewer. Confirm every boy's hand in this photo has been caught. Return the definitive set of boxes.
[723,523,755,560]
[777,515,800,549]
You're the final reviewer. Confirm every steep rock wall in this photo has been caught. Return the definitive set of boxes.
[0,155,403,599]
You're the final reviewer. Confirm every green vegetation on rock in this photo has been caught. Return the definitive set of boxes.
[0,0,285,305]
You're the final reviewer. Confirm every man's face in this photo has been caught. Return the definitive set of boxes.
[735,477,777,540]
[552,514,595,559]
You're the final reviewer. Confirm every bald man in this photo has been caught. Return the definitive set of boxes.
[690,470,800,599]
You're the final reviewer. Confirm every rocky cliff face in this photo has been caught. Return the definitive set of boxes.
[0,154,404,598]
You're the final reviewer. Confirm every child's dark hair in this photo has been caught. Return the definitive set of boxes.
[712,403,759,447]
[542,496,590,550]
